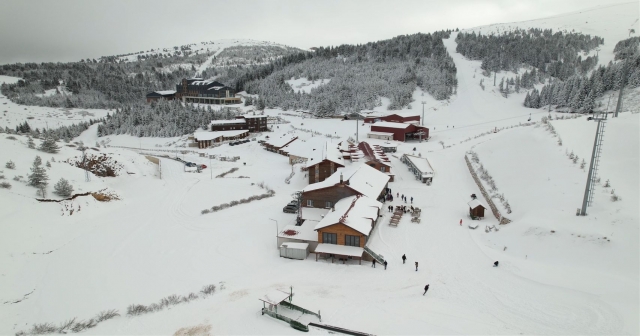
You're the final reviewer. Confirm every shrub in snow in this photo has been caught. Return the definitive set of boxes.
[27,136,36,149]
[38,137,60,153]
[54,178,74,197]
[29,322,57,335]
[569,151,575,159]
[5,160,15,169]
[126,304,149,316]
[603,179,610,187]
[558,138,562,146]
[46,161,51,168]
[580,159,586,169]
[201,284,216,296]
[95,310,119,323]
[13,175,22,181]
[201,209,211,214]
[572,155,579,164]
[6,135,17,140]
[0,175,4,180]
[28,156,49,188]
[0,182,11,189]
[611,192,620,202]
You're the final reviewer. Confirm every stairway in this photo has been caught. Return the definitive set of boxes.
[587,120,606,207]
[363,246,385,264]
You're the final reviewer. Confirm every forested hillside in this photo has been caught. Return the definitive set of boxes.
[236,31,457,115]
[455,28,603,79]
[524,37,640,111]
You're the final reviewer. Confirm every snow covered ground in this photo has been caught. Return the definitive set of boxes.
[1,6,639,336]
[286,78,331,94]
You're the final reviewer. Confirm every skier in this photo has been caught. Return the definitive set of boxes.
[494,261,499,267]
[410,196,413,204]
[415,261,419,271]
[397,192,399,198]
[372,259,376,268]
[384,261,388,270]
[460,219,462,226]
[402,254,406,264]
[423,284,429,295]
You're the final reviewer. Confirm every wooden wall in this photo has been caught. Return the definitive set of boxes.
[317,223,368,247]
[301,185,359,208]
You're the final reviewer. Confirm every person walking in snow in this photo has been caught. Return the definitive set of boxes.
[460,219,462,226]
[384,261,388,270]
[372,259,376,268]
[410,196,413,204]
[415,262,419,271]
[494,261,499,267]
[397,192,399,198]
[423,284,430,295]
[402,254,406,264]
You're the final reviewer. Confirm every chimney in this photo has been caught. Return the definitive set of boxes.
[340,173,343,184]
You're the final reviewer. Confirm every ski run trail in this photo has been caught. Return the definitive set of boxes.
[0,3,638,335]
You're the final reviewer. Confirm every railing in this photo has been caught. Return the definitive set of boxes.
[464,155,511,225]
[308,323,375,336]
[363,246,385,264]
[280,301,321,321]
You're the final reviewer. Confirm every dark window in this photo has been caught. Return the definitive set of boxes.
[323,233,337,244]
[345,235,360,247]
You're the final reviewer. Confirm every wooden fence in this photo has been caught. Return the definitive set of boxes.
[464,155,511,225]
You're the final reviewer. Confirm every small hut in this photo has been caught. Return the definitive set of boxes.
[468,199,487,219]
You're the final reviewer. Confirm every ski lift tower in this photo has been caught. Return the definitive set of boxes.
[579,110,607,216]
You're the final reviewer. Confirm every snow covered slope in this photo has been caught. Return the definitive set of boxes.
[464,2,639,66]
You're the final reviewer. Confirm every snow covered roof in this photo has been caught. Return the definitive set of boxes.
[155,90,176,96]
[314,244,364,257]
[282,137,326,159]
[305,141,345,168]
[278,220,318,242]
[355,142,390,164]
[265,135,298,149]
[194,130,248,140]
[403,154,434,175]
[314,195,381,236]
[280,242,309,250]
[210,119,246,125]
[258,289,292,306]
[300,207,328,222]
[468,199,487,209]
[207,86,227,91]
[303,164,390,200]
[191,79,223,86]
[242,114,266,119]
[371,122,412,129]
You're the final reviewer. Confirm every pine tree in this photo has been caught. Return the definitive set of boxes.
[39,138,60,153]
[27,136,35,149]
[5,160,15,169]
[53,178,74,197]
[28,156,48,188]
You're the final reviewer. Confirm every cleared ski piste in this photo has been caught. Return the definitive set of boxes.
[1,10,639,336]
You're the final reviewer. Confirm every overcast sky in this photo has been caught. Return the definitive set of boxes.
[0,0,631,65]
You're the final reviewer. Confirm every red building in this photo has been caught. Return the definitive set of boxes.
[364,113,420,124]
[370,122,429,142]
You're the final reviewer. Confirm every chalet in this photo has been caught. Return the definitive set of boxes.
[146,90,176,103]
[364,113,420,124]
[176,78,241,105]
[263,135,298,155]
[370,122,429,142]
[350,141,393,181]
[468,199,487,219]
[314,195,382,264]
[301,163,390,209]
[305,142,345,183]
[193,130,249,148]
[401,154,435,184]
[281,137,327,165]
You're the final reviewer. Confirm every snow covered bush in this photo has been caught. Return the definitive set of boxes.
[6,135,17,140]
[0,182,11,189]
[5,160,15,169]
[53,178,74,197]
[126,304,149,316]
[611,190,621,202]
[27,136,35,149]
[28,156,48,188]
[200,284,216,296]
[38,138,60,153]
[94,310,120,323]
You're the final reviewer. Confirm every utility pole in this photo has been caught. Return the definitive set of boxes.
[421,101,426,126]
[269,218,278,249]
[209,156,212,180]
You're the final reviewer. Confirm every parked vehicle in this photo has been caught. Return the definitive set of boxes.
[229,142,235,146]
[283,204,298,213]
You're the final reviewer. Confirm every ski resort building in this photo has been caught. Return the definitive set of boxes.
[280,137,327,165]
[401,154,435,183]
[350,141,393,181]
[305,142,345,184]
[263,135,298,155]
[301,164,390,209]
[313,195,382,264]
[192,130,249,148]
[145,90,176,103]
[175,78,241,105]
[370,122,429,142]
[209,115,268,132]
[363,113,421,124]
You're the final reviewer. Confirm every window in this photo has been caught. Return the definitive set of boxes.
[307,200,314,207]
[345,235,360,247]
[323,232,337,244]
[380,166,386,172]
[325,201,332,208]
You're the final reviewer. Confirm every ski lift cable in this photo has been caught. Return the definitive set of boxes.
[431,109,550,133]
